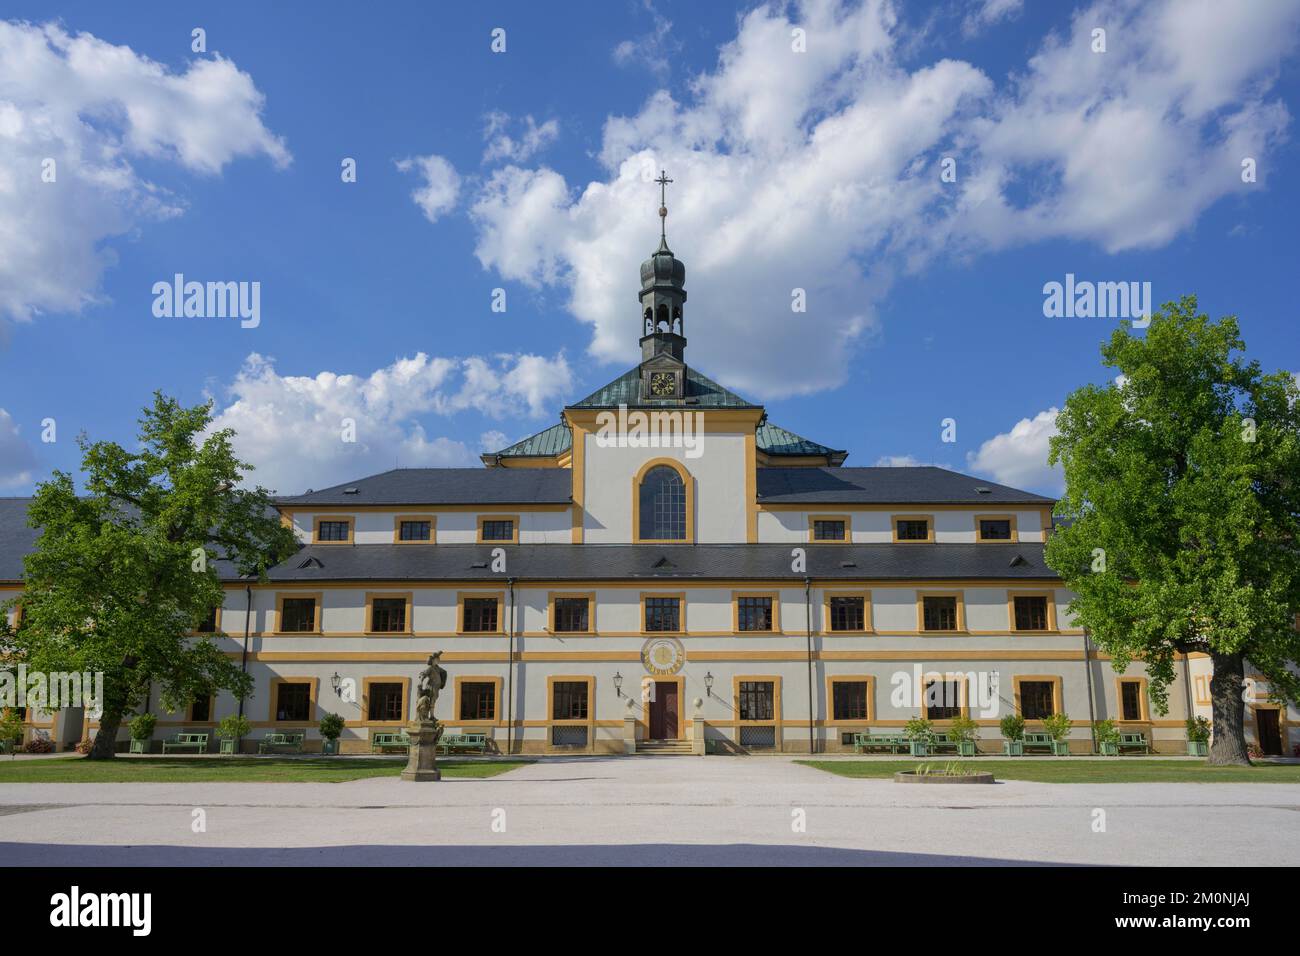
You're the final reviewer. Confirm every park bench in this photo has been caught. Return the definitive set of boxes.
[852,733,909,754]
[1118,731,1149,754]
[439,732,489,754]
[929,733,956,753]
[161,732,209,755]
[259,732,305,754]
[371,730,410,753]
[1023,732,1068,755]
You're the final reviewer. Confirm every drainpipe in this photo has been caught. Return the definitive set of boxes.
[238,583,252,753]
[506,577,516,756]
[804,576,815,756]
[1083,626,1096,753]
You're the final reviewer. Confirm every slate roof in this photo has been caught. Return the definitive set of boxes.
[757,467,1055,505]
[275,469,572,506]
[0,498,38,582]
[569,364,759,409]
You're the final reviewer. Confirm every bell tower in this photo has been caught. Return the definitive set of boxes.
[638,170,687,400]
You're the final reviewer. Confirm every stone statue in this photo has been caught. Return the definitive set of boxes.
[414,651,447,723]
[403,651,447,782]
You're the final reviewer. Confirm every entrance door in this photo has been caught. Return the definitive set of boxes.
[1256,708,1283,756]
[648,681,679,739]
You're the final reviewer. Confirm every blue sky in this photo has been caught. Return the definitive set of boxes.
[1,0,1298,497]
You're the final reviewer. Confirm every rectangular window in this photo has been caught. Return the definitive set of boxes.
[737,596,774,632]
[812,519,846,541]
[738,681,775,721]
[398,520,431,542]
[924,680,961,720]
[896,518,930,541]
[832,681,868,721]
[552,681,589,720]
[922,595,959,631]
[480,519,514,541]
[829,596,866,632]
[317,520,351,542]
[1013,595,1049,631]
[459,682,497,721]
[553,598,590,633]
[644,597,681,633]
[462,598,499,633]
[1120,681,1143,721]
[367,682,404,722]
[190,695,212,722]
[1019,680,1055,720]
[280,598,317,633]
[275,682,311,722]
[978,518,1013,541]
[196,607,219,633]
[370,598,407,633]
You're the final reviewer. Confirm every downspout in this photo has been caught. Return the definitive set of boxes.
[507,577,516,756]
[238,582,252,752]
[1083,626,1096,753]
[804,576,815,756]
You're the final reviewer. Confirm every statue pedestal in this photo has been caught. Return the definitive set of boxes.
[400,720,443,782]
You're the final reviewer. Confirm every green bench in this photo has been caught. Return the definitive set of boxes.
[161,732,209,755]
[1023,732,1069,755]
[258,732,305,754]
[439,732,489,754]
[1118,731,1149,754]
[371,731,410,753]
[852,733,909,754]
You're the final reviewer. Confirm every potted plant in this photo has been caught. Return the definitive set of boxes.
[1185,716,1210,756]
[1094,718,1121,755]
[319,712,345,755]
[999,714,1025,756]
[1042,712,1073,755]
[0,708,23,757]
[949,714,980,756]
[217,714,251,755]
[128,713,156,755]
[904,717,934,757]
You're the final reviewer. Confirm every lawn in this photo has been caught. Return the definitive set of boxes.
[796,759,1300,783]
[0,756,532,783]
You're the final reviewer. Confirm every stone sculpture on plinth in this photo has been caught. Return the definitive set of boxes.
[402,651,447,781]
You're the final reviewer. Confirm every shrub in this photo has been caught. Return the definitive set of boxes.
[217,713,251,740]
[1042,712,1073,742]
[319,712,346,741]
[73,738,94,754]
[1093,718,1121,745]
[903,717,934,742]
[22,736,54,754]
[0,708,23,746]
[1185,716,1211,743]
[948,714,979,743]
[999,713,1025,741]
[128,712,156,741]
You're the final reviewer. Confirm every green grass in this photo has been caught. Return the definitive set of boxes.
[0,756,532,783]
[796,759,1300,783]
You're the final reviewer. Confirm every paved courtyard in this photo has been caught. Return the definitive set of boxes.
[2,756,1297,866]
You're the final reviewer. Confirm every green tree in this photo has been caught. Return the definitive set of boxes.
[0,394,297,759]
[1046,297,1300,765]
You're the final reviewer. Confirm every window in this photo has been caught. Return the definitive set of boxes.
[924,679,961,720]
[459,682,497,721]
[922,595,959,631]
[370,597,407,633]
[644,596,681,633]
[1120,680,1144,721]
[1019,681,1055,720]
[196,606,219,633]
[398,520,431,542]
[1013,595,1050,631]
[553,597,590,633]
[280,597,317,633]
[976,516,1016,541]
[552,681,589,720]
[275,682,311,722]
[832,681,869,721]
[828,596,866,632]
[812,518,847,541]
[189,695,212,722]
[316,519,351,542]
[738,681,775,721]
[462,598,499,633]
[638,465,687,540]
[367,682,405,722]
[479,519,515,542]
[895,518,930,541]
[737,596,774,632]
[1193,675,1211,706]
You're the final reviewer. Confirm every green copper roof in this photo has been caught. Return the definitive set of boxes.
[569,365,760,409]
[489,422,573,458]
[755,422,844,458]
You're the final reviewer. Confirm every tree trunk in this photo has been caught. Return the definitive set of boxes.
[88,705,122,760]
[1207,650,1251,766]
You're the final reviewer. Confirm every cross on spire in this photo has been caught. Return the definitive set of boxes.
[655,169,673,239]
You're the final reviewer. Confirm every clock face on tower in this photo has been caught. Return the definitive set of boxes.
[649,372,676,397]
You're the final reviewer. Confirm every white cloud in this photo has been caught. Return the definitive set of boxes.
[966,408,1062,493]
[428,0,1300,400]
[479,430,509,453]
[873,454,952,468]
[395,154,461,223]
[0,409,38,488]
[205,351,572,495]
[482,113,559,165]
[962,0,1024,37]
[613,8,681,79]
[0,20,289,322]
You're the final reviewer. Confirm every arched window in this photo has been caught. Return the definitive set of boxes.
[638,464,687,540]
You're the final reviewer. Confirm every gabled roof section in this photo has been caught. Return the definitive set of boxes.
[568,364,760,409]
[756,466,1055,505]
[487,422,572,459]
[275,468,572,507]
[755,422,847,463]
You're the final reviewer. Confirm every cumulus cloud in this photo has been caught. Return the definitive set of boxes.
[395,154,461,223]
[420,0,1300,399]
[962,0,1024,37]
[205,351,572,494]
[481,112,560,165]
[613,9,681,78]
[966,408,1062,493]
[0,409,39,488]
[0,20,289,322]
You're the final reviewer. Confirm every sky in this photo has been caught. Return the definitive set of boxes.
[1,0,1298,498]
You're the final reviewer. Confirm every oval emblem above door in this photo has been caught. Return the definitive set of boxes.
[641,636,686,675]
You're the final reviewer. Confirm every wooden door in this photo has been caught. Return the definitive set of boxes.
[1256,708,1282,755]
[648,681,679,739]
